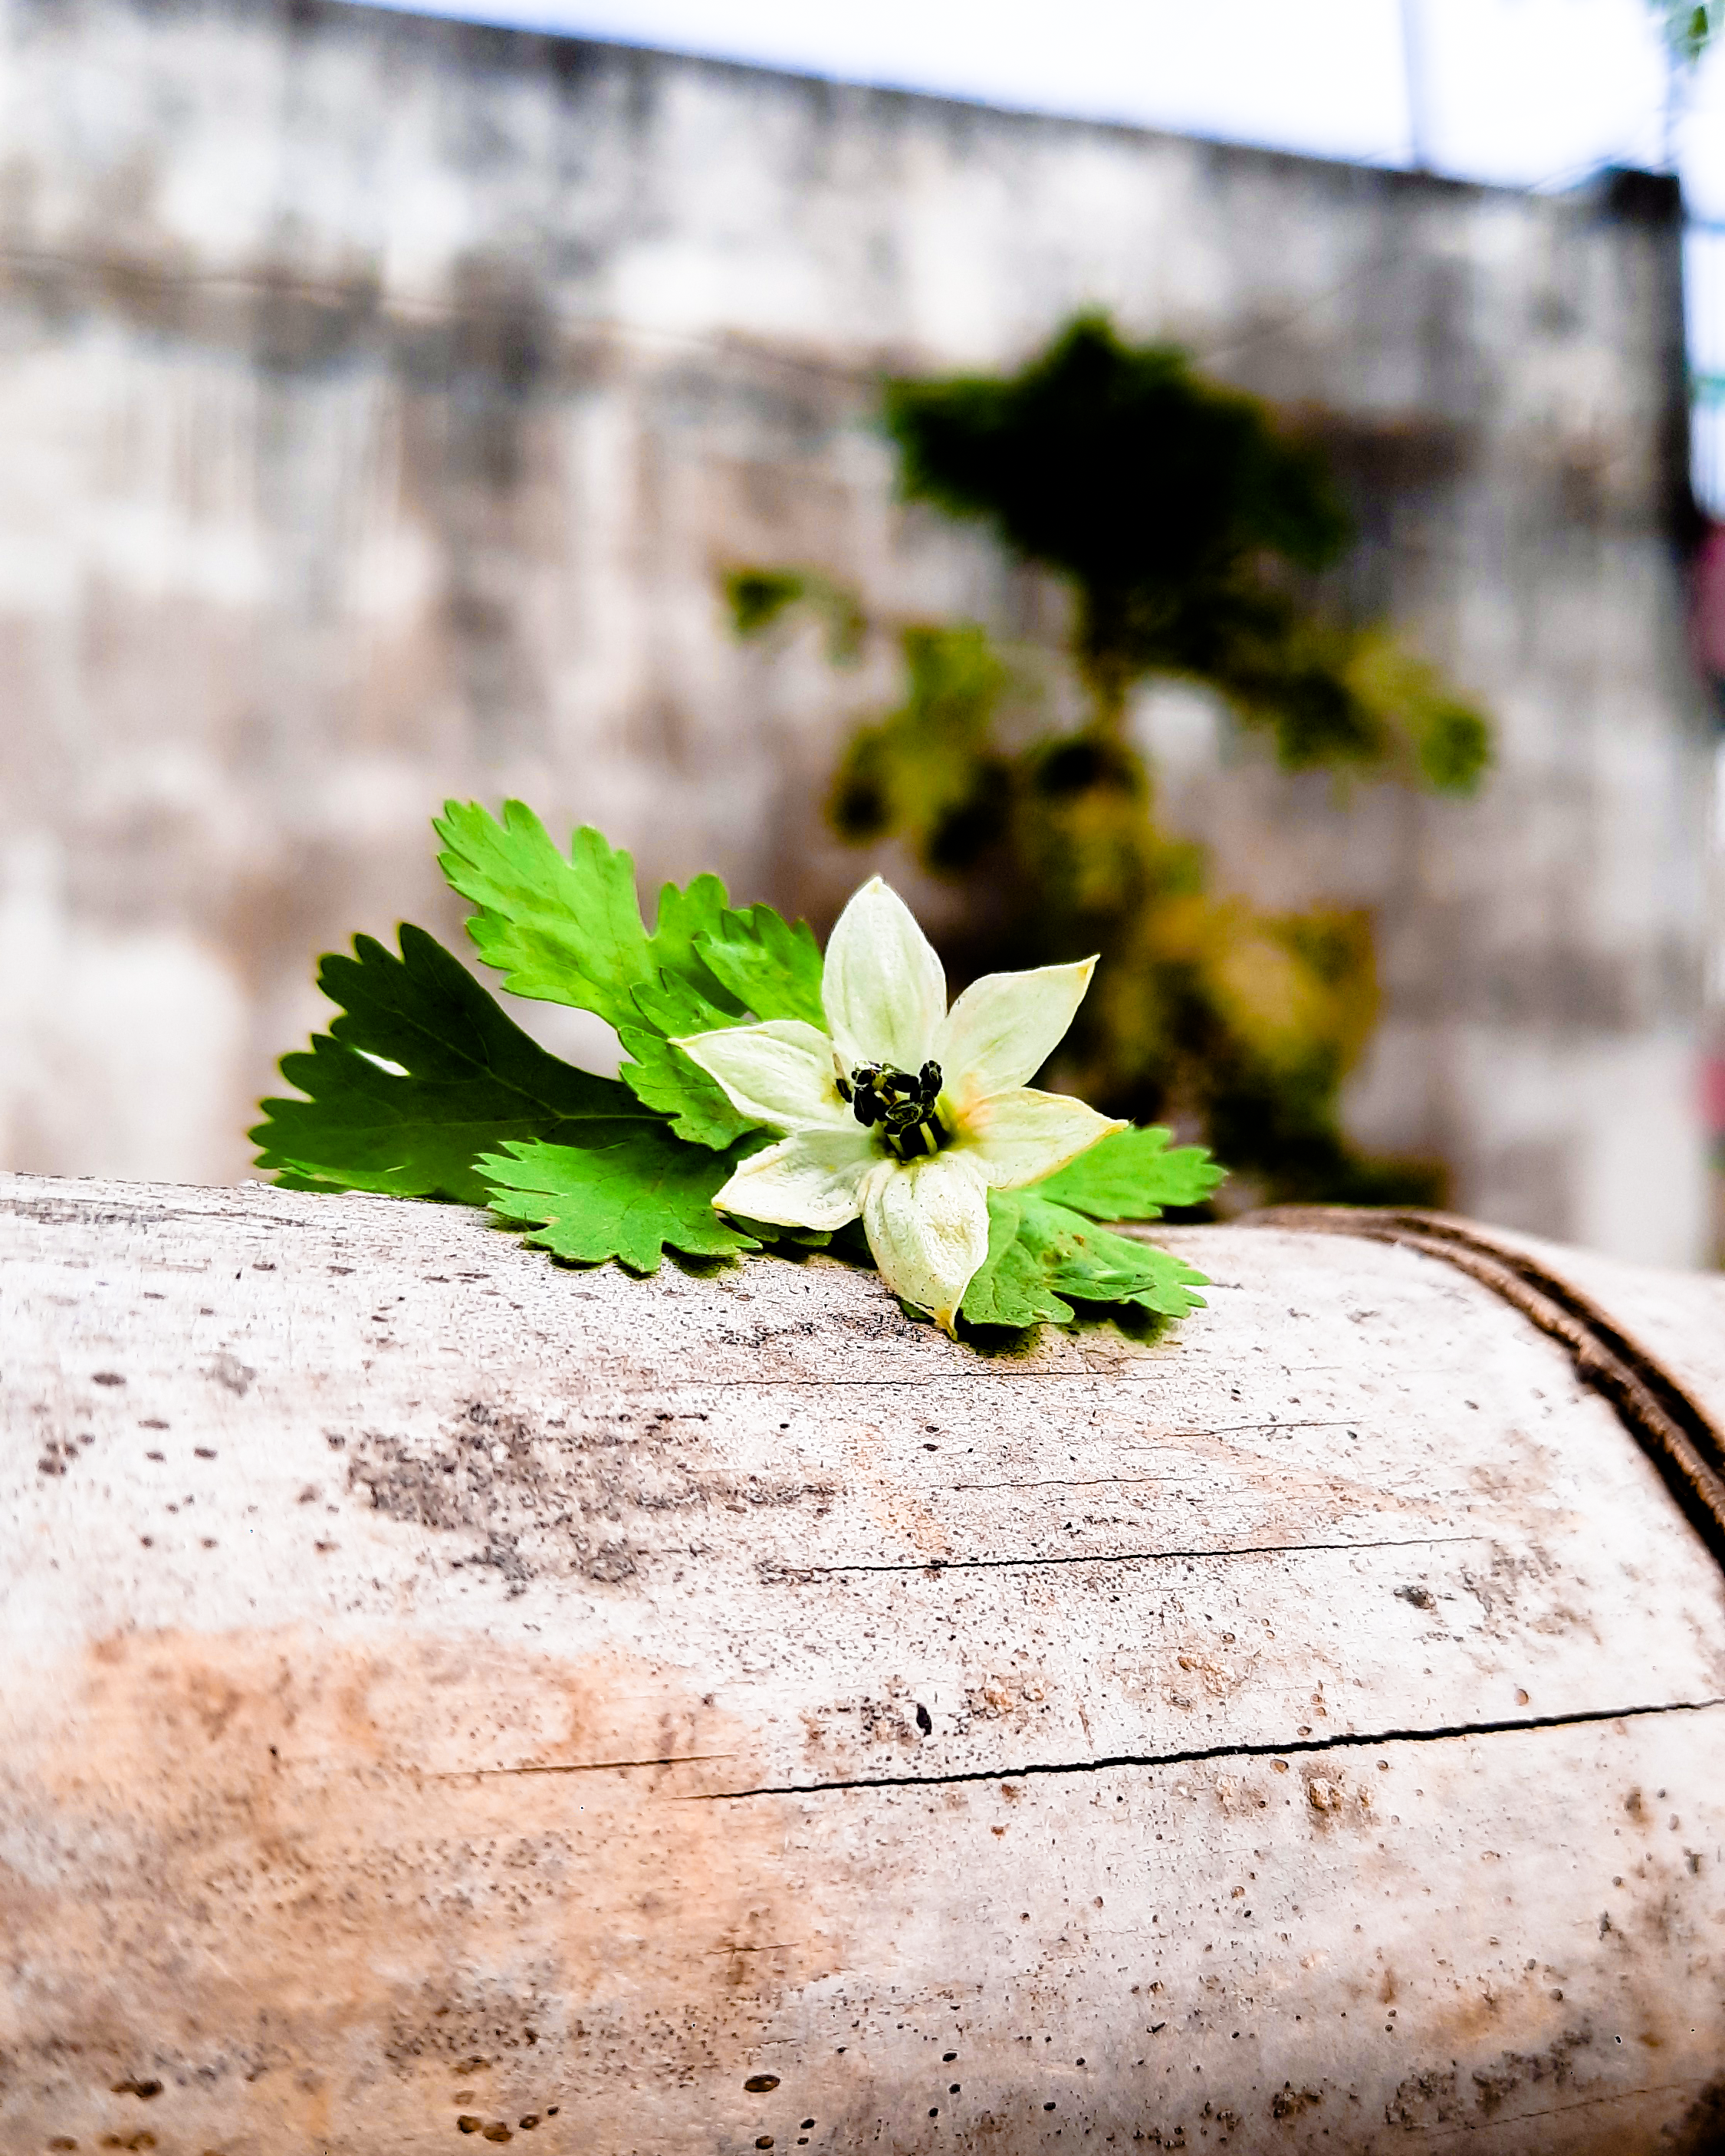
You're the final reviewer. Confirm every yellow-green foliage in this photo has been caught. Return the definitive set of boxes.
[1653,0,1722,64]
[732,317,1495,1208]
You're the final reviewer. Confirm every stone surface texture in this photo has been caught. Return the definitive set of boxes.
[0,0,1713,1262]
[2,1172,1723,2151]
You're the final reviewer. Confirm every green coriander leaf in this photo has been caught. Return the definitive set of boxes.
[629,966,735,1039]
[1014,1192,1171,1315]
[435,801,648,1022]
[616,905,827,1144]
[958,1194,1076,1327]
[619,971,758,1148]
[251,925,652,1206]
[433,800,746,1025]
[646,874,748,1013]
[481,1132,764,1272]
[697,904,826,1025]
[1027,1124,1224,1221]
[961,1191,1209,1329]
[617,1027,752,1146]
[724,1216,834,1252]
[618,964,759,1146]
[1031,1200,1210,1319]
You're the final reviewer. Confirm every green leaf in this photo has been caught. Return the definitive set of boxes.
[250,926,654,1206]
[724,565,867,663]
[698,904,826,1025]
[618,902,828,1143]
[643,874,748,1014]
[726,567,808,638]
[730,1219,833,1250]
[481,1132,764,1272]
[961,1191,1209,1329]
[435,802,832,1146]
[1413,699,1491,796]
[618,970,758,1149]
[435,802,649,1022]
[617,1027,752,1147]
[958,1193,1079,1327]
[433,801,747,1026]
[1037,1205,1208,1318]
[1027,1124,1225,1221]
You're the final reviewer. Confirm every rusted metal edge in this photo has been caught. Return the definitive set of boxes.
[1247,1206,1725,1576]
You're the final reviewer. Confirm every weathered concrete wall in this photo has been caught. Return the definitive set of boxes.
[0,0,1712,1262]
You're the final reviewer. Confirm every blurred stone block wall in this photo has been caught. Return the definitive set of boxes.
[0,0,1712,1262]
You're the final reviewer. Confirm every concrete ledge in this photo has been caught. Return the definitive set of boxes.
[2,1175,1723,2150]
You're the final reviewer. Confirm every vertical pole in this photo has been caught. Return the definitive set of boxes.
[1709,736,1725,1262]
[1400,0,1430,169]
[1662,19,1683,170]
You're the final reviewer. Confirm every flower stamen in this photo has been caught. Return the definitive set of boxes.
[840,1060,947,1159]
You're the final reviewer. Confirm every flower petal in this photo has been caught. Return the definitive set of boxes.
[859,1151,991,1335]
[675,1020,851,1131]
[821,876,945,1074]
[935,957,1098,1106]
[711,1128,876,1229]
[960,1087,1126,1190]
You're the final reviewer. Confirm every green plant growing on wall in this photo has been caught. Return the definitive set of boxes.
[1651,0,1721,64]
[729,316,1494,1208]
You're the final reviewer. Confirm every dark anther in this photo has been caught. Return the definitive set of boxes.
[846,1060,946,1157]
[847,1062,883,1126]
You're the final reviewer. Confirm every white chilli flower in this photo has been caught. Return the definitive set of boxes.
[675,877,1124,1333]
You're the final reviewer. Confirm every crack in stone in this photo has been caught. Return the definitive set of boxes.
[777,1530,1483,1577]
[1411,2073,1706,2141]
[952,1472,1194,1491]
[951,1426,1380,1488]
[439,1753,734,1779]
[697,1696,1725,1801]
